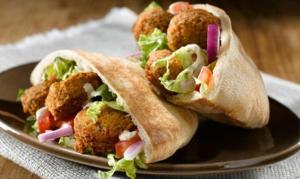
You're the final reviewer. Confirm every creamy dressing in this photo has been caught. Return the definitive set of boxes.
[119,130,137,141]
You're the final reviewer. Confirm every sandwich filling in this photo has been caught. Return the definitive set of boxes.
[131,1,221,97]
[19,57,146,179]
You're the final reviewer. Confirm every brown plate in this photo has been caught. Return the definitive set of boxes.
[0,62,299,176]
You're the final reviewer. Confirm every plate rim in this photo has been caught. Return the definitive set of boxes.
[0,62,299,176]
[0,118,299,176]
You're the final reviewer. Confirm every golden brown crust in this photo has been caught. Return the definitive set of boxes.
[21,79,56,115]
[132,8,173,40]
[145,49,181,96]
[74,108,135,155]
[45,72,101,120]
[167,9,220,51]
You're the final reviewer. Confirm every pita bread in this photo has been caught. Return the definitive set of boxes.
[31,50,198,163]
[164,4,269,128]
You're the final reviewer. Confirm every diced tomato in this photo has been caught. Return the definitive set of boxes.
[38,112,75,133]
[37,112,54,133]
[198,66,212,84]
[115,134,141,158]
[169,1,192,15]
[195,66,213,91]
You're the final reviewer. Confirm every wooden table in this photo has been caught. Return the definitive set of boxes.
[0,0,299,178]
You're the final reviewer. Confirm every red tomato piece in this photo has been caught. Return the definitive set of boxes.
[198,66,212,84]
[37,112,54,133]
[169,1,192,15]
[195,66,213,91]
[115,134,141,158]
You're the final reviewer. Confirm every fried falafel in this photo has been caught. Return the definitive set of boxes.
[132,8,172,40]
[45,72,101,120]
[74,107,135,155]
[167,9,220,51]
[21,79,56,115]
[145,49,183,95]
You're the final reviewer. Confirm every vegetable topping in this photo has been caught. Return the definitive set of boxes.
[207,24,220,63]
[151,44,207,93]
[168,1,193,15]
[38,123,73,143]
[138,28,168,68]
[115,134,141,158]
[43,57,77,81]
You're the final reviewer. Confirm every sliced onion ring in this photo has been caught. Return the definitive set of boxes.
[38,123,73,143]
[124,140,144,160]
[207,24,220,63]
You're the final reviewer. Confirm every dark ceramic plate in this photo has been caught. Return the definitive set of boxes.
[0,63,299,175]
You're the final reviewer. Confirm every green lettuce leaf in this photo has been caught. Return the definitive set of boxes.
[43,57,77,81]
[138,28,168,68]
[144,1,161,11]
[16,88,26,101]
[58,136,75,149]
[91,84,117,101]
[98,154,147,179]
[134,155,148,169]
[151,44,207,93]
[24,116,38,137]
[86,101,125,122]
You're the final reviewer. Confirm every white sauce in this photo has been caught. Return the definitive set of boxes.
[119,130,137,141]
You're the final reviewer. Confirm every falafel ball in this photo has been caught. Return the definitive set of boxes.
[145,49,183,95]
[21,79,56,115]
[132,8,173,40]
[167,9,221,51]
[45,72,101,120]
[74,107,135,155]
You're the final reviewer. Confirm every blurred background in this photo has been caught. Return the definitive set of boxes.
[0,0,299,178]
[0,0,299,82]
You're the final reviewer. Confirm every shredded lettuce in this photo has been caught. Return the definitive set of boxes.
[98,154,147,179]
[144,1,161,11]
[43,57,77,81]
[134,155,148,169]
[87,83,126,122]
[86,101,125,122]
[138,28,168,68]
[151,44,207,93]
[16,88,26,101]
[91,84,117,101]
[24,116,38,137]
[58,136,75,149]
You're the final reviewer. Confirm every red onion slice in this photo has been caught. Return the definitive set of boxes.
[124,140,144,160]
[207,24,220,63]
[38,123,73,143]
